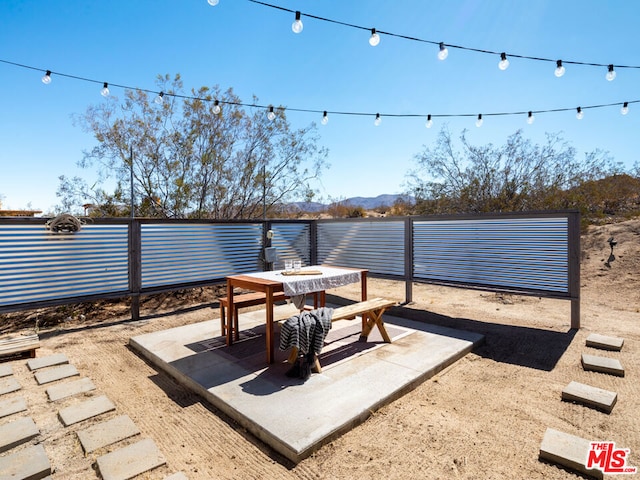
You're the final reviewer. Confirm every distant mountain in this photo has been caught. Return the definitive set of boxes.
[291,194,412,212]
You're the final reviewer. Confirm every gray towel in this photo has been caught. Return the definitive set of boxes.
[279,307,334,355]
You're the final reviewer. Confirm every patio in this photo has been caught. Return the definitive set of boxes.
[129,302,484,463]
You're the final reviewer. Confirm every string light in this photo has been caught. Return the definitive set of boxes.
[498,52,509,70]
[554,60,566,77]
[576,107,584,120]
[41,70,52,84]
[621,102,629,115]
[207,0,219,5]
[292,11,303,34]
[475,114,483,127]
[369,28,380,47]
[213,100,221,114]
[2,59,637,128]
[425,114,433,128]
[606,64,616,81]
[267,105,276,120]
[438,42,448,60]
[321,111,328,125]
[527,111,535,125]
[100,82,110,97]
[374,113,381,126]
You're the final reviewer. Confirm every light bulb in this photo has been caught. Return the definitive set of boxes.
[606,64,616,81]
[369,28,380,47]
[42,70,52,84]
[207,0,219,5]
[154,92,164,104]
[374,113,381,126]
[576,107,584,120]
[498,52,509,70]
[321,111,328,125]
[267,106,276,121]
[475,114,483,127]
[527,111,535,125]
[292,11,303,33]
[100,82,110,97]
[554,60,565,77]
[438,42,448,60]
[425,114,433,129]
[621,102,629,115]
[213,100,221,115]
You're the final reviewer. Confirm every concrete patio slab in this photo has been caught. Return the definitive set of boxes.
[562,381,617,413]
[96,438,166,480]
[46,377,96,402]
[0,376,21,395]
[77,414,140,453]
[130,304,484,463]
[0,396,28,419]
[58,395,116,427]
[0,444,51,480]
[0,416,39,453]
[27,353,69,371]
[34,364,79,385]
[539,427,603,479]
[586,333,624,351]
[581,353,625,377]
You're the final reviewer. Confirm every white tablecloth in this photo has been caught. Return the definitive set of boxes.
[246,265,361,296]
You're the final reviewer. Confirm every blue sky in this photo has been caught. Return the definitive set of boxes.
[1,0,639,212]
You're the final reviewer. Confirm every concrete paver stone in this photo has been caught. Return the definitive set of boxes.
[0,416,40,453]
[34,364,79,385]
[96,438,166,480]
[27,353,69,371]
[539,427,603,480]
[0,396,28,419]
[0,443,51,480]
[581,353,625,377]
[77,415,140,453]
[0,364,13,378]
[58,395,116,427]
[586,333,624,351]
[562,381,617,413]
[0,376,21,396]
[164,472,189,480]
[46,377,96,402]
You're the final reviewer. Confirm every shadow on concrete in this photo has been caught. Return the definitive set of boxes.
[383,305,577,372]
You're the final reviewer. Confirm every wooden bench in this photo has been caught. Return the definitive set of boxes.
[220,290,326,341]
[0,334,40,359]
[219,291,289,340]
[287,297,396,372]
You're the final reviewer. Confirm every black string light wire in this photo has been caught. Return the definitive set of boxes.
[0,58,637,127]
[242,0,640,76]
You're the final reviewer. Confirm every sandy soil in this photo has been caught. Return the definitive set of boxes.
[3,217,640,479]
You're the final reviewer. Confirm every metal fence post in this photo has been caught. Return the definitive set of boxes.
[129,219,141,320]
[404,217,413,304]
[568,212,581,329]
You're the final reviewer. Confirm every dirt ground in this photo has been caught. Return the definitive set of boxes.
[2,217,640,479]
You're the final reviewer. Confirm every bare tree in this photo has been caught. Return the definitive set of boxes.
[405,126,620,214]
[59,75,328,218]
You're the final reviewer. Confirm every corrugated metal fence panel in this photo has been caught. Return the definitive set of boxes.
[270,223,311,269]
[413,217,569,294]
[0,223,129,306]
[140,223,263,288]
[317,221,405,275]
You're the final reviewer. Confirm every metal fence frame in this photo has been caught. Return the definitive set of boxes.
[0,211,580,328]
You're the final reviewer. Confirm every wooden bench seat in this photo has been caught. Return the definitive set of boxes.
[0,334,40,359]
[219,291,289,339]
[287,297,396,372]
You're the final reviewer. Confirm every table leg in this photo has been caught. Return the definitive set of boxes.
[361,270,368,330]
[226,279,234,346]
[266,286,275,364]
